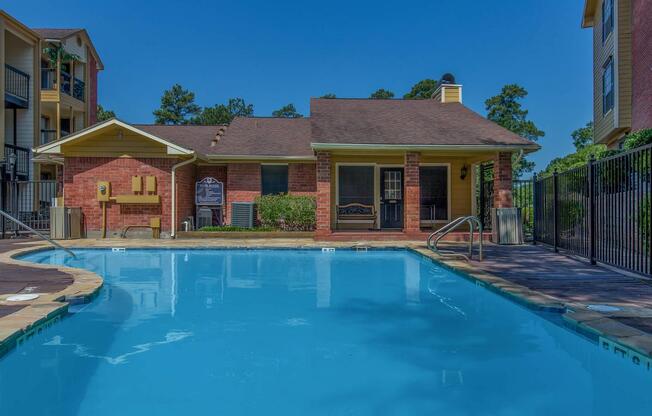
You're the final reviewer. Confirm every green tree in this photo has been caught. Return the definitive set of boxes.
[192,98,254,125]
[623,128,652,150]
[403,79,437,99]
[485,84,545,177]
[153,84,201,125]
[571,121,594,150]
[369,88,394,99]
[320,93,336,99]
[96,105,115,122]
[541,144,609,177]
[272,103,303,118]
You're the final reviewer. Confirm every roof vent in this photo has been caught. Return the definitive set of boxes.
[211,126,227,147]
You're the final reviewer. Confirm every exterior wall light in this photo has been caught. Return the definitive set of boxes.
[460,164,468,180]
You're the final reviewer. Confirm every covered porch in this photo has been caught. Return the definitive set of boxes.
[315,149,514,240]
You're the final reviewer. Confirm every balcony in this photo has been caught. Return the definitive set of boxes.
[3,144,30,178]
[43,69,85,102]
[5,64,30,109]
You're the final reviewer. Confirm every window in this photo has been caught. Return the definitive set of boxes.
[338,166,374,205]
[602,57,614,114]
[602,0,614,42]
[419,166,448,221]
[261,165,288,195]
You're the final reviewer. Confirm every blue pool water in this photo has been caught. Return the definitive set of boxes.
[1,249,652,415]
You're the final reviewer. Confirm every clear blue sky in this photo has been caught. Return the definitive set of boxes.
[6,0,593,173]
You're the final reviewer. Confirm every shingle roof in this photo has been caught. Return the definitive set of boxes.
[309,98,539,148]
[133,124,226,155]
[32,28,82,39]
[207,117,313,157]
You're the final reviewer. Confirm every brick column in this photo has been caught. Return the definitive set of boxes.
[315,152,332,237]
[404,152,420,234]
[493,152,513,208]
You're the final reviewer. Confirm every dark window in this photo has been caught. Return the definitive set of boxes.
[602,0,613,42]
[261,165,288,195]
[338,166,374,205]
[602,57,614,114]
[419,166,448,221]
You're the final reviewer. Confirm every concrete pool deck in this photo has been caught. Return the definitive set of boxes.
[1,237,652,360]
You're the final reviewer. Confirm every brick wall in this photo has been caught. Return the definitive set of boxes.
[225,163,261,223]
[63,157,177,235]
[632,0,652,130]
[315,152,331,236]
[493,152,513,209]
[87,51,98,125]
[404,152,420,233]
[174,163,196,232]
[288,163,317,195]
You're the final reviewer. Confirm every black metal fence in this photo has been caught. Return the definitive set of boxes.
[0,180,60,236]
[533,144,651,277]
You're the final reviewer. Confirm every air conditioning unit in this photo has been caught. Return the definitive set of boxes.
[492,208,523,245]
[231,202,256,228]
[196,207,213,229]
[50,207,82,239]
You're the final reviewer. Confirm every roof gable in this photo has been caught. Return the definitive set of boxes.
[34,119,195,156]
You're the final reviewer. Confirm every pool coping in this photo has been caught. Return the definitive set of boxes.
[0,244,103,358]
[1,240,652,363]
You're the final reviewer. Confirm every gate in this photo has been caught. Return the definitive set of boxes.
[0,179,60,237]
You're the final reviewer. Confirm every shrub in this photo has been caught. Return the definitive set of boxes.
[255,194,316,231]
[623,128,652,150]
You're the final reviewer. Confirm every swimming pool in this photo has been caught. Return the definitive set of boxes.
[2,248,651,415]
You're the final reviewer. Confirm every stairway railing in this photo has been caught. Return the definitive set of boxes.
[427,216,483,261]
[0,209,76,258]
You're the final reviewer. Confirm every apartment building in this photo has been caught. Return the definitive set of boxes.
[582,0,652,147]
[1,10,102,181]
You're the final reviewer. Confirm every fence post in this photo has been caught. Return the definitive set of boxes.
[0,179,5,239]
[553,169,559,253]
[588,156,596,264]
[532,173,537,245]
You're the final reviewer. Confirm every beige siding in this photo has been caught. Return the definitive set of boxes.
[5,31,36,177]
[61,35,87,62]
[592,0,616,143]
[61,131,170,157]
[592,0,632,145]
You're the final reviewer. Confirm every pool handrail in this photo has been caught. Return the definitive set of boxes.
[0,208,76,258]
[427,216,483,261]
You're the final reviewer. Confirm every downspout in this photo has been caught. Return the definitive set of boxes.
[170,153,197,239]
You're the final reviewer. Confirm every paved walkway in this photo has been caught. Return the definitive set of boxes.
[0,239,74,318]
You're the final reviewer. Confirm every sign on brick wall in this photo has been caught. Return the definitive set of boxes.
[195,177,223,206]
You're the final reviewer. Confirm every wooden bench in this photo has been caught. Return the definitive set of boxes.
[120,217,161,239]
[336,203,376,230]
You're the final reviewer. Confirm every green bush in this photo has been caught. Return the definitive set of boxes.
[198,225,277,232]
[255,194,316,231]
[623,128,652,150]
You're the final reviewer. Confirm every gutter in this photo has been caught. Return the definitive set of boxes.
[170,153,197,239]
[310,143,541,152]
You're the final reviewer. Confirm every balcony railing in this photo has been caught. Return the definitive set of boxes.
[60,70,71,96]
[40,129,57,145]
[54,70,85,102]
[3,144,30,178]
[41,68,56,90]
[73,78,85,101]
[5,64,30,107]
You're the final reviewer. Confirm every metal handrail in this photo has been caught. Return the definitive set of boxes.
[427,216,483,261]
[0,209,76,258]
